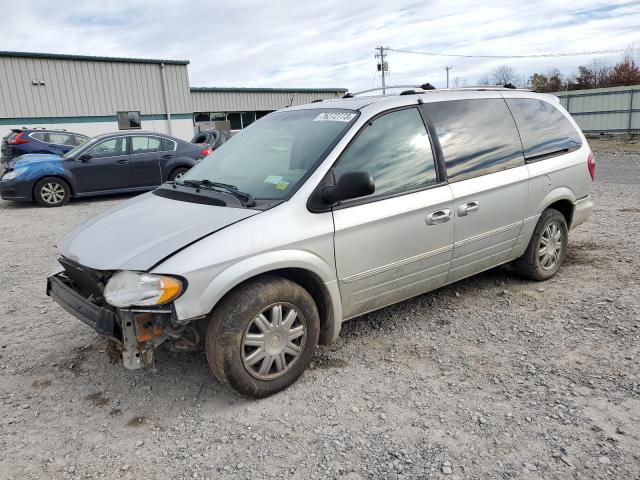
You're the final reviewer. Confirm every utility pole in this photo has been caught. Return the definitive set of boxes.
[375,46,388,94]
[445,66,453,88]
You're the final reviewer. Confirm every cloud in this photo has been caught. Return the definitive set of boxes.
[0,0,638,91]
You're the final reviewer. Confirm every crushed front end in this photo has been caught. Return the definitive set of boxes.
[46,257,199,369]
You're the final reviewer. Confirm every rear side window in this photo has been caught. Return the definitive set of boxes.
[49,133,75,145]
[505,98,582,160]
[423,99,524,182]
[335,107,438,198]
[161,138,176,151]
[30,132,48,141]
[131,136,161,154]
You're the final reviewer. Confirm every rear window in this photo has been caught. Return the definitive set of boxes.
[423,99,524,182]
[505,98,582,160]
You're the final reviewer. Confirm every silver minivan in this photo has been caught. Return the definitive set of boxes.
[48,88,594,397]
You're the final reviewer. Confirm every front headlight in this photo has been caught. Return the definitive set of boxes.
[103,271,183,308]
[1,167,28,181]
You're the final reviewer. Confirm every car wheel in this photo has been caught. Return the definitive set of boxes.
[205,275,320,398]
[169,167,189,182]
[513,208,568,281]
[34,177,70,207]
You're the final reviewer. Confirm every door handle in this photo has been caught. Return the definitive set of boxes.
[115,159,129,165]
[457,200,480,217]
[425,208,451,225]
[162,154,174,159]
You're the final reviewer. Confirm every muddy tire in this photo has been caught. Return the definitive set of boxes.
[205,276,320,398]
[513,208,568,281]
[34,177,70,207]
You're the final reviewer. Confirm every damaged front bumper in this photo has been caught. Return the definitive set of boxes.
[47,269,199,370]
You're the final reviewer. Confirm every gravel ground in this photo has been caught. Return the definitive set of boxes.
[1,140,639,479]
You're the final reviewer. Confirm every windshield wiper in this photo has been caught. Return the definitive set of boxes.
[175,179,255,207]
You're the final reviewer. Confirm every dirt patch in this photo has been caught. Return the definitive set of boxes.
[310,356,348,370]
[85,392,109,407]
[126,416,147,427]
[31,379,52,389]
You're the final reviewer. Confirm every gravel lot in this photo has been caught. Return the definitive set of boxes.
[1,139,639,479]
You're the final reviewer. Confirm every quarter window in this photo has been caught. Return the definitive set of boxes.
[505,98,582,160]
[131,136,161,154]
[117,111,142,130]
[423,99,524,182]
[335,108,438,198]
[29,132,48,141]
[87,138,127,158]
[160,138,176,151]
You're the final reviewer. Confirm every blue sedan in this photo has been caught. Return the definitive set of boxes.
[0,131,211,207]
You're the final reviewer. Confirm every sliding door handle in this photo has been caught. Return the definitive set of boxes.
[457,200,480,217]
[425,208,451,225]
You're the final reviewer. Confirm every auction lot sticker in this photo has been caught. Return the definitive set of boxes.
[313,112,357,122]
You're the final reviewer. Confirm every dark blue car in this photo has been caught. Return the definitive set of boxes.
[1,128,89,166]
[0,131,211,207]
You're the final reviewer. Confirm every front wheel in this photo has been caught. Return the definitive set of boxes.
[168,167,189,182]
[34,177,70,207]
[205,276,320,398]
[513,208,568,281]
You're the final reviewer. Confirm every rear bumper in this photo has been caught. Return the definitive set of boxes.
[46,274,120,341]
[571,195,593,230]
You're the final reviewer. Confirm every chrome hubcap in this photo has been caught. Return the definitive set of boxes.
[174,171,185,181]
[539,222,563,270]
[242,303,306,380]
[40,182,65,204]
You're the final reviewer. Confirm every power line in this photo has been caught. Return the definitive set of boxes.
[387,47,630,59]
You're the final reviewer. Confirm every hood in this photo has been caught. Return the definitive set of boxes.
[9,153,62,169]
[57,192,259,271]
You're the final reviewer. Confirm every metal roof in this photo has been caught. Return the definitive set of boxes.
[190,86,348,94]
[0,51,189,65]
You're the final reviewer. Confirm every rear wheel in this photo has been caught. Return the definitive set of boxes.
[513,208,568,281]
[168,167,189,182]
[34,177,70,207]
[205,276,320,398]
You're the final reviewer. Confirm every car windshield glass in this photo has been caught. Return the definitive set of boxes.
[181,109,358,200]
[63,137,96,158]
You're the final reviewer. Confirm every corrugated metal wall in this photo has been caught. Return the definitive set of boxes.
[554,85,640,134]
[0,56,191,118]
[190,89,344,112]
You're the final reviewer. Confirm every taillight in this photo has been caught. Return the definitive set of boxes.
[587,152,595,181]
[8,132,29,145]
[200,147,212,156]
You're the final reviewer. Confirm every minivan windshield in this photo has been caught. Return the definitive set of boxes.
[181,109,358,200]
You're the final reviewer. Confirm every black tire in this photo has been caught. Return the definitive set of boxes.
[34,177,70,207]
[513,208,568,281]
[206,275,320,398]
[168,167,189,181]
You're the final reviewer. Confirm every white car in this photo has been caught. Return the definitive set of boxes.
[48,87,594,397]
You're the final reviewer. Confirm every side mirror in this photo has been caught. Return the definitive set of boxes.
[321,171,375,204]
[78,154,92,162]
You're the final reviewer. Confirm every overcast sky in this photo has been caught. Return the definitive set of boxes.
[1,0,639,92]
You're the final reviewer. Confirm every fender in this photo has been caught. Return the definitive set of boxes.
[172,249,343,342]
[536,186,575,215]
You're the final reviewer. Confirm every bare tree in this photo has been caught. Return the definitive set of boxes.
[490,65,517,85]
[478,73,492,86]
[589,58,612,88]
[452,76,467,87]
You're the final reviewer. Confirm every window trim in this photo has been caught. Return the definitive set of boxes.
[117,111,142,130]
[324,105,447,211]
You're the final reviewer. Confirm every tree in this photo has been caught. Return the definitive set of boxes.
[608,54,640,86]
[490,65,517,85]
[452,76,467,87]
[589,58,612,88]
[573,65,595,89]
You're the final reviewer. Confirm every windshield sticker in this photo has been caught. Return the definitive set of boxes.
[264,175,283,185]
[313,112,357,122]
[275,181,289,191]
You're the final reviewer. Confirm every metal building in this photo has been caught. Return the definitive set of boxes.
[554,85,640,134]
[0,51,346,140]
